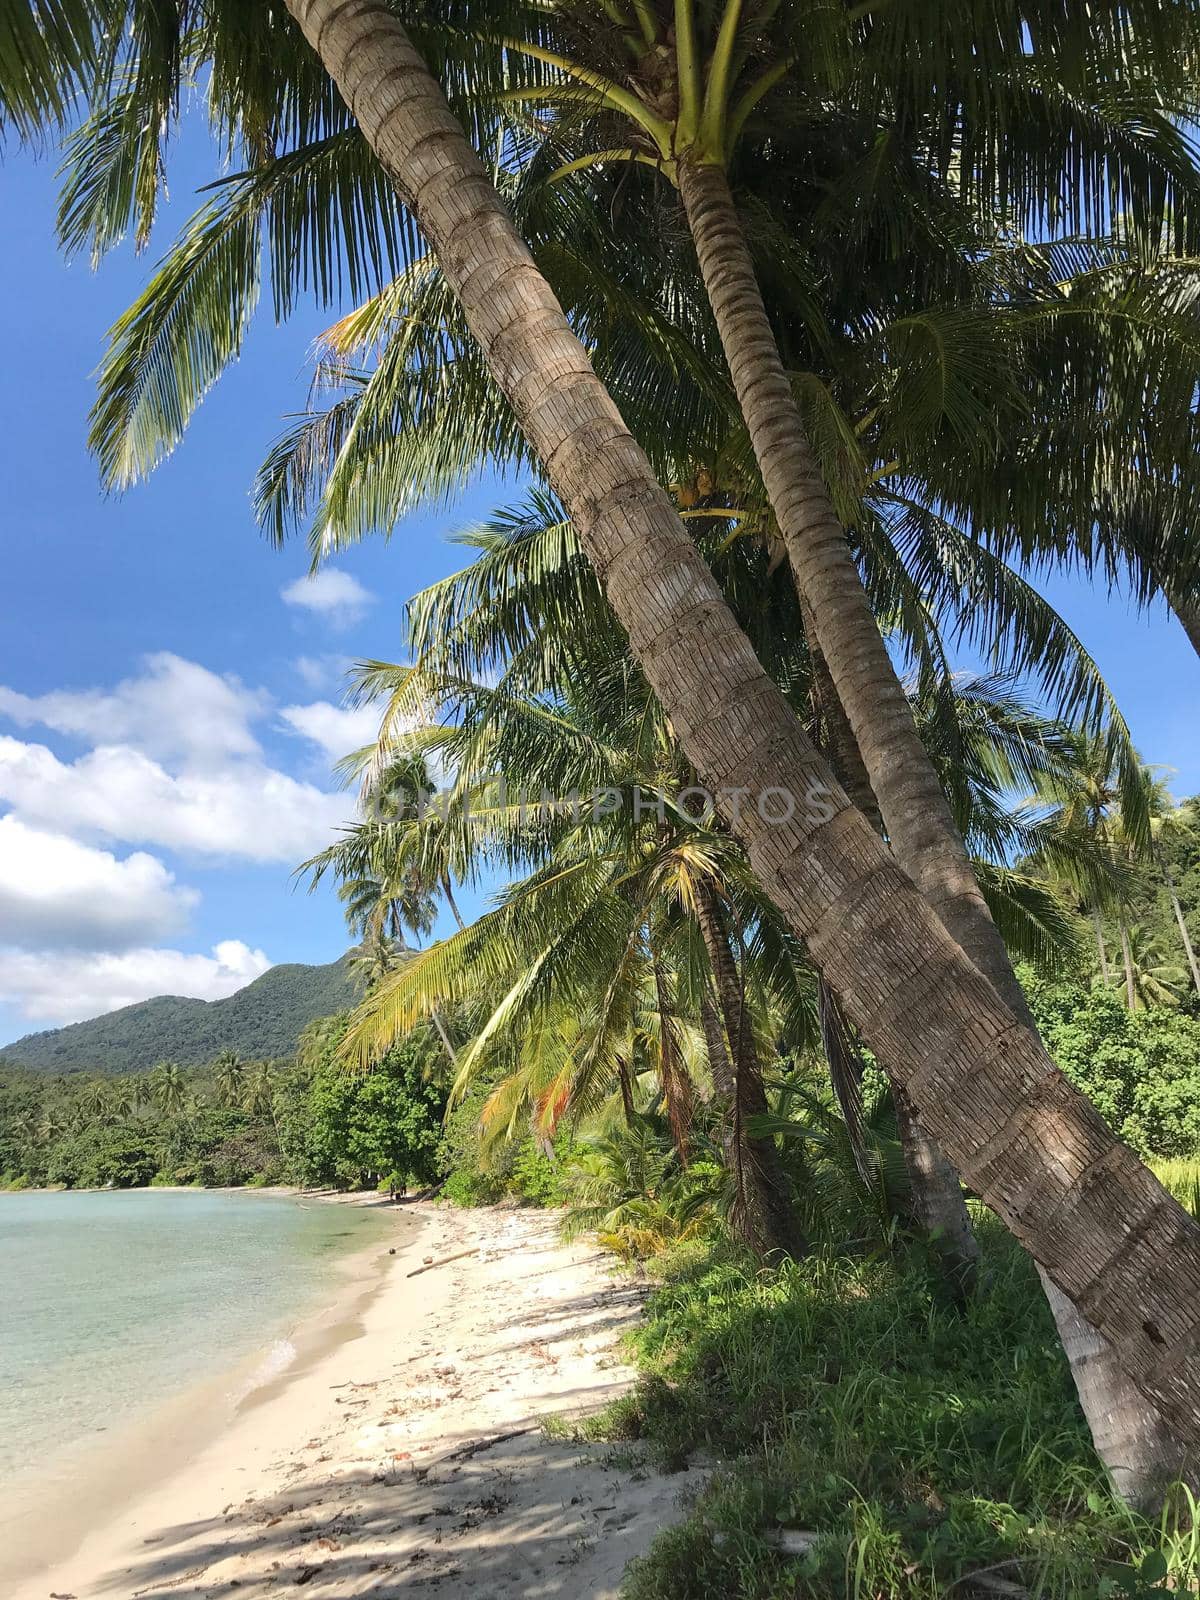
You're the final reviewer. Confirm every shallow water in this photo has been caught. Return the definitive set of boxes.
[0,1189,387,1491]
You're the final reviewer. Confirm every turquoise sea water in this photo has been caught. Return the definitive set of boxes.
[0,1189,387,1489]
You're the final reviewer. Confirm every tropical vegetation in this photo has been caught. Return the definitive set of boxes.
[5,0,1200,1589]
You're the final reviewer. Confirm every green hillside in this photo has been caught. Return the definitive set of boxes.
[0,956,359,1074]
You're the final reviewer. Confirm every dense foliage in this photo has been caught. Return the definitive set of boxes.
[1026,971,1200,1158]
[0,1015,447,1193]
[1,957,359,1074]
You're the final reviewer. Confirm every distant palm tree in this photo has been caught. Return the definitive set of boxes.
[213,1050,245,1109]
[243,1062,277,1125]
[107,1078,139,1121]
[1111,924,1187,1011]
[147,1062,187,1119]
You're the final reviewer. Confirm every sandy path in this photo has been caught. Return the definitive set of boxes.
[15,1205,691,1600]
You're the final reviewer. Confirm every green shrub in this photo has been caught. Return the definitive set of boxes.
[1023,970,1200,1157]
[600,1223,1200,1599]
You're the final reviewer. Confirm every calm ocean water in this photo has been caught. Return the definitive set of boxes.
[0,1189,388,1489]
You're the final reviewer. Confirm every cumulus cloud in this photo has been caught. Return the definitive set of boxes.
[0,653,266,769]
[0,654,348,1029]
[0,940,272,1027]
[281,569,374,626]
[0,735,352,863]
[279,701,382,767]
[0,816,196,950]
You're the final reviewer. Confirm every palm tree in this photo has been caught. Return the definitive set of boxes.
[11,0,1200,1469]
[243,1061,279,1131]
[147,1062,187,1119]
[213,1050,245,1109]
[280,9,1200,1483]
[1112,924,1188,1011]
[1150,797,1200,999]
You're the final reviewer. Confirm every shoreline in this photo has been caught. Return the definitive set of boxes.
[6,1204,687,1600]
[1,1190,418,1594]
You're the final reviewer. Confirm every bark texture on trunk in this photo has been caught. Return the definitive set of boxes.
[694,883,806,1256]
[1039,1271,1193,1507]
[285,0,1200,1446]
[676,154,1191,1481]
[678,159,1015,1004]
[808,615,978,1288]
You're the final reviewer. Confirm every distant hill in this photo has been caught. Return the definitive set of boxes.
[1,956,360,1075]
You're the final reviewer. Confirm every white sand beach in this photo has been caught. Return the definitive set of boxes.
[8,1203,690,1600]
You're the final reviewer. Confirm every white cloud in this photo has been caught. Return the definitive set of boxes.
[279,701,382,767]
[0,816,196,950]
[281,569,374,626]
[0,653,266,769]
[0,940,272,1027]
[0,735,352,863]
[0,655,347,1030]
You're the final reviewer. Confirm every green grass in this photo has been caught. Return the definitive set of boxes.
[1151,1158,1200,1220]
[578,1221,1199,1599]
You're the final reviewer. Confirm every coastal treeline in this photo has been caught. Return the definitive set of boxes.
[0,1021,447,1193]
[8,0,1200,1593]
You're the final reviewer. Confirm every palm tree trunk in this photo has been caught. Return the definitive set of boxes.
[892,1083,981,1300]
[675,153,1193,1487]
[677,159,1014,1005]
[816,976,872,1188]
[1160,855,1200,998]
[1039,1273,1191,1507]
[698,988,729,1106]
[285,0,1200,1449]
[693,883,806,1257]
[442,878,466,931]
[1121,920,1138,1010]
[616,1056,637,1126]
[652,957,695,1162]
[1168,587,1200,661]
[808,620,979,1291]
[431,1008,458,1065]
[1092,908,1112,985]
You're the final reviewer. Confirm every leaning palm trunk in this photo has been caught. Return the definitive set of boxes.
[808,625,979,1292]
[284,0,1200,1454]
[694,884,805,1256]
[1040,1274,1191,1505]
[676,155,1192,1498]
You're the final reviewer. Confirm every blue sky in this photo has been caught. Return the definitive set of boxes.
[1,134,1197,1042]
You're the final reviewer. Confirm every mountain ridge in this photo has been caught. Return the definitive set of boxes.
[1,956,359,1074]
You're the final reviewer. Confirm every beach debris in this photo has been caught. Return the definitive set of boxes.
[406,1247,477,1278]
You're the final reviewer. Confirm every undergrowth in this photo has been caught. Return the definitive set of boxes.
[577,1220,1198,1599]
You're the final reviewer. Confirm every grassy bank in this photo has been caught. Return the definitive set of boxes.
[569,1216,1198,1599]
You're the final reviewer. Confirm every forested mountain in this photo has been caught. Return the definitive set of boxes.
[0,957,358,1074]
